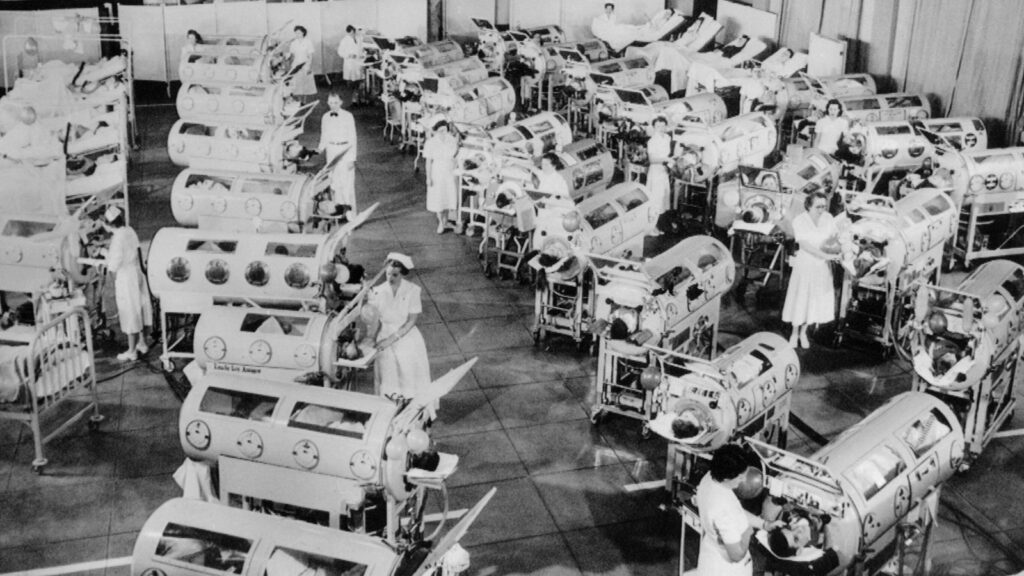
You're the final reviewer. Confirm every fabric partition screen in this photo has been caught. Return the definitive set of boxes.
[118,5,167,83]
[162,3,217,82]
[445,0,496,36]
[946,0,1024,145]
[897,0,971,118]
[778,0,822,51]
[214,1,268,37]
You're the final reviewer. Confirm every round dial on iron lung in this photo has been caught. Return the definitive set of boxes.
[204,336,227,360]
[249,339,272,364]
[237,429,264,458]
[293,439,320,469]
[294,344,316,368]
[185,420,212,450]
[349,449,377,480]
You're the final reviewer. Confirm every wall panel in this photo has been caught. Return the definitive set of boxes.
[214,1,267,36]
[899,0,970,116]
[947,0,1024,144]
[779,0,822,51]
[267,2,322,74]
[319,1,372,76]
[162,3,217,81]
[717,0,778,44]
[509,0,561,30]
[118,5,167,82]
[379,0,428,39]
[445,0,495,36]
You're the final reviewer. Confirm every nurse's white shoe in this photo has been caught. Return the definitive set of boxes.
[136,341,150,355]
[116,350,138,362]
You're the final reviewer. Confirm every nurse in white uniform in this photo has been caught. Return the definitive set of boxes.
[782,191,839,348]
[813,99,849,156]
[535,153,569,197]
[317,92,358,212]
[694,444,755,576]
[368,253,431,405]
[646,116,673,222]
[103,206,153,362]
[181,29,201,59]
[423,120,460,234]
[288,26,317,103]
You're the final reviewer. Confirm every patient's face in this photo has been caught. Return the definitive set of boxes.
[786,518,812,548]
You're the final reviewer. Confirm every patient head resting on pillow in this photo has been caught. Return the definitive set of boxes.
[767,513,818,557]
[670,408,706,440]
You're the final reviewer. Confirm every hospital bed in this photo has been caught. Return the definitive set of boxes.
[591,9,690,53]
[2,33,138,149]
[0,307,103,473]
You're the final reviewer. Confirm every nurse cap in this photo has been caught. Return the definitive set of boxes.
[386,252,414,270]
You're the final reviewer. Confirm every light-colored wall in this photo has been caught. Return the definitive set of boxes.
[118,0,428,83]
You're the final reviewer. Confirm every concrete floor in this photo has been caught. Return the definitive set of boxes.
[1,82,1024,576]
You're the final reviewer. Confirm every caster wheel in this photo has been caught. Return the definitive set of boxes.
[88,414,105,432]
[641,423,652,440]
[33,465,44,475]
[162,358,173,372]
[31,458,47,475]
[589,409,602,425]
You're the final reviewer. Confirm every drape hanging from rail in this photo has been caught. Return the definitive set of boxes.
[945,0,1024,145]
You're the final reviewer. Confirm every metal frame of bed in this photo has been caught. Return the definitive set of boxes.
[0,306,104,473]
